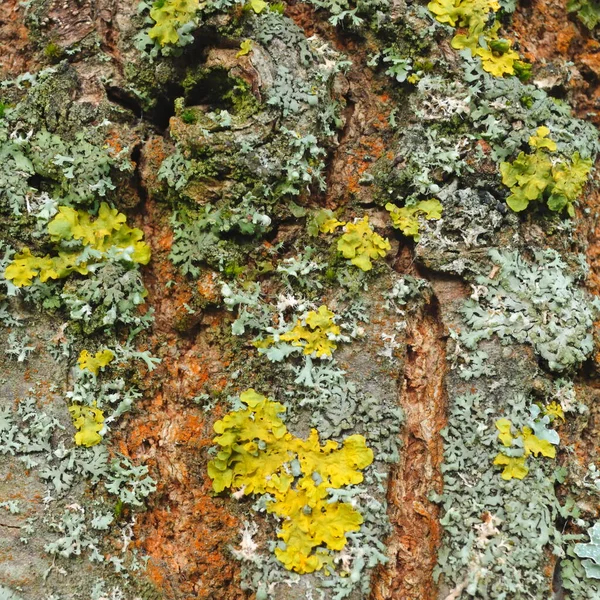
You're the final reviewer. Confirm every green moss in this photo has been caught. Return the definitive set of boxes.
[180,109,197,124]
[520,94,534,109]
[223,262,246,278]
[182,67,233,105]
[224,80,260,120]
[413,59,435,73]
[43,42,65,63]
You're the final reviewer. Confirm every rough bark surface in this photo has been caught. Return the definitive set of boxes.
[1,1,600,600]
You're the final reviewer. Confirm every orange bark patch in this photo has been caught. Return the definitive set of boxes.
[372,289,447,600]
[121,345,244,598]
[0,0,36,77]
[115,195,245,599]
[346,138,386,195]
[512,0,600,125]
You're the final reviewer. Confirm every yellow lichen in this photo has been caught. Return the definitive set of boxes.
[148,0,199,47]
[4,203,151,287]
[69,404,105,447]
[493,418,556,480]
[336,216,390,271]
[318,215,390,271]
[544,402,565,422]
[386,199,443,241]
[493,453,528,480]
[279,305,341,358]
[319,218,346,234]
[495,417,513,447]
[78,349,115,376]
[237,39,253,57]
[500,127,592,215]
[427,0,526,78]
[207,389,374,574]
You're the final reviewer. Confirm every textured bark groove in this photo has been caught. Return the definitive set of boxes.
[372,290,448,600]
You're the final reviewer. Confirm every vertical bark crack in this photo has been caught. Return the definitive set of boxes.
[372,288,448,600]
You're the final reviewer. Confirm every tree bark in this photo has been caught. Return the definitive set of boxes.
[1,1,600,599]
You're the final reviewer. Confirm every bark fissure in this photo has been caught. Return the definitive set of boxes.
[373,286,448,600]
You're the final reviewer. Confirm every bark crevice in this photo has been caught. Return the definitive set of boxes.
[372,280,448,600]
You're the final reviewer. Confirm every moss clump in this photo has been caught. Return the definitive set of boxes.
[44,42,65,63]
[180,109,197,124]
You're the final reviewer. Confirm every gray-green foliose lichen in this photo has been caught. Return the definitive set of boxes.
[0,59,160,598]
[454,248,598,373]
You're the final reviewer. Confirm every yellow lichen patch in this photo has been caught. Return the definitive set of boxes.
[427,0,526,78]
[493,453,528,480]
[78,349,115,376]
[69,404,105,447]
[319,218,346,234]
[521,427,556,458]
[149,0,199,47]
[207,389,374,574]
[246,0,267,12]
[336,216,390,271]
[386,199,443,241]
[236,39,253,57]
[280,305,341,357]
[475,43,521,78]
[500,128,592,215]
[4,203,151,288]
[529,126,558,152]
[495,418,513,447]
[5,246,89,287]
[493,418,557,480]
[318,215,389,271]
[544,402,565,422]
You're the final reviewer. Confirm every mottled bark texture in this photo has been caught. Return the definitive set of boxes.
[2,1,600,599]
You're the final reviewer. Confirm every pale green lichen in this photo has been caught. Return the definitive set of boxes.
[455,248,597,372]
[574,523,600,580]
[433,391,565,597]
